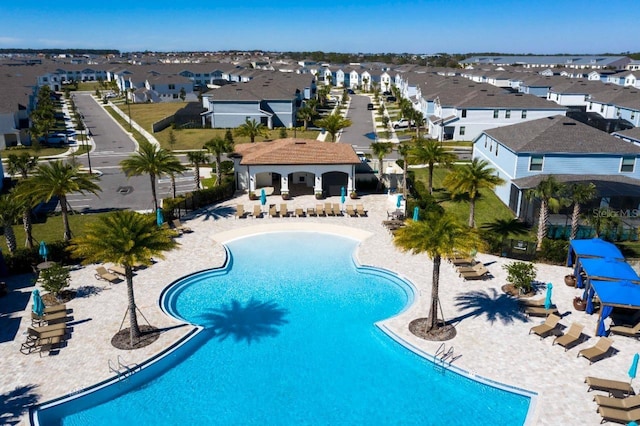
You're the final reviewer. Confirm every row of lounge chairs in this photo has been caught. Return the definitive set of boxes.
[22,304,71,356]
[236,203,367,219]
[529,313,614,363]
[518,298,560,317]
[585,376,639,423]
[448,257,492,281]
[95,261,149,283]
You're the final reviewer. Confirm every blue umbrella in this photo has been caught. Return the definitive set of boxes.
[629,353,639,383]
[413,206,419,221]
[340,193,346,205]
[341,186,346,197]
[32,289,45,317]
[628,422,638,426]
[544,283,554,309]
[38,241,48,262]
[260,188,267,206]
[156,208,164,227]
[396,194,402,209]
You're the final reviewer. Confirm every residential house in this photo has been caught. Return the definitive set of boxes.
[473,115,640,222]
[586,86,640,127]
[461,55,631,70]
[0,66,39,149]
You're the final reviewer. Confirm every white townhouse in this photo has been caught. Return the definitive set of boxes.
[143,74,195,102]
[623,72,639,88]
[586,86,640,127]
[473,115,640,222]
[461,55,631,70]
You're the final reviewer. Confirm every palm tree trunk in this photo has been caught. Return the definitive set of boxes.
[23,209,34,249]
[570,203,580,240]
[303,119,308,131]
[402,159,408,204]
[215,155,222,187]
[536,199,549,251]
[170,174,176,198]
[150,173,158,211]
[4,224,17,253]
[126,267,141,346]
[377,157,384,191]
[193,164,201,190]
[468,198,476,228]
[428,255,442,331]
[60,195,72,241]
[428,162,434,195]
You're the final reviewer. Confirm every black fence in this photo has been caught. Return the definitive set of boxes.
[501,239,537,261]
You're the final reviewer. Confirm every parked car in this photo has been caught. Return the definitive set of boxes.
[392,118,412,129]
[367,103,374,110]
[386,96,397,102]
[347,89,355,94]
[382,91,392,96]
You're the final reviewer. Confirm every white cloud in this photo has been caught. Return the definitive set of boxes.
[0,37,23,45]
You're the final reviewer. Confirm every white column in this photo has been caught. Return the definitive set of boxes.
[315,175,322,194]
[281,174,289,193]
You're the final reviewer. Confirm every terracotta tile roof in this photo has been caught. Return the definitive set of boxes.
[233,138,360,165]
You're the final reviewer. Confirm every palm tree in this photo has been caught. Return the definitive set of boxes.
[68,211,178,346]
[19,160,101,241]
[121,140,186,211]
[314,113,352,142]
[443,158,506,228]
[566,182,597,240]
[234,118,268,143]
[409,138,456,195]
[371,142,394,191]
[186,150,209,191]
[394,212,482,334]
[526,175,566,251]
[6,152,39,248]
[316,85,331,106]
[0,193,21,253]
[204,136,234,186]
[396,143,411,203]
[297,104,315,131]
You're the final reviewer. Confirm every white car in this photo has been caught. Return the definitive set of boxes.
[392,118,412,129]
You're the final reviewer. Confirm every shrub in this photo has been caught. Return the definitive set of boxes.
[39,263,71,297]
[537,239,570,265]
[503,261,537,294]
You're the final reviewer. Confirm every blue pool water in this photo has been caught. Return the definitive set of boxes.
[40,232,531,425]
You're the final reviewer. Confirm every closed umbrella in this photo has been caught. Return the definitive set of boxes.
[156,208,164,227]
[413,206,419,221]
[38,241,48,262]
[544,282,554,309]
[396,194,402,209]
[629,353,639,384]
[32,289,45,317]
[340,187,346,207]
[260,188,267,206]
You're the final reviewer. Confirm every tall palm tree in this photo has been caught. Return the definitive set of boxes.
[443,158,505,228]
[316,85,331,106]
[6,152,39,248]
[0,193,21,253]
[396,143,411,203]
[204,136,234,186]
[121,140,186,211]
[370,142,394,191]
[314,113,352,142]
[296,104,315,131]
[526,175,565,251]
[68,211,178,346]
[186,150,209,190]
[234,118,268,143]
[19,160,101,241]
[409,138,456,195]
[394,212,482,333]
[566,182,597,240]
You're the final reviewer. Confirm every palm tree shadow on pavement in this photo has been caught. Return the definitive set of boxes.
[201,205,235,221]
[451,288,529,325]
[0,384,39,425]
[199,298,289,344]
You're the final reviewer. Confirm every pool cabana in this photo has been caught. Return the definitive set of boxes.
[590,279,640,336]
[577,257,640,290]
[567,239,625,288]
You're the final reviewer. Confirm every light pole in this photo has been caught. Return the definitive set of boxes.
[85,125,93,174]
[126,92,132,130]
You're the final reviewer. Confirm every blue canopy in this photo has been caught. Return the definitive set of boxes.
[567,238,624,267]
[578,257,640,286]
[591,279,640,336]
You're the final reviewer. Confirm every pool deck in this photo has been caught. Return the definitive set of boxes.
[1,192,637,425]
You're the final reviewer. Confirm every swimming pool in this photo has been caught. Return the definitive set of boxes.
[35,231,532,425]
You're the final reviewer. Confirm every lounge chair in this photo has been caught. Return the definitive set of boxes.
[518,298,546,307]
[20,326,67,355]
[450,257,474,266]
[456,262,484,273]
[95,266,120,283]
[252,205,262,218]
[332,203,342,216]
[324,202,334,216]
[460,265,490,280]
[316,204,325,216]
[307,207,316,217]
[356,204,366,216]
[609,321,640,338]
[108,265,126,276]
[280,204,290,217]
[524,306,560,317]
[598,406,640,424]
[595,394,640,410]
[31,310,68,327]
[552,322,585,351]
[529,313,562,339]
[586,376,635,396]
[172,219,193,233]
[578,337,614,364]
[269,205,278,217]
[346,205,357,217]
[235,204,246,219]
[295,208,304,217]
[43,304,66,314]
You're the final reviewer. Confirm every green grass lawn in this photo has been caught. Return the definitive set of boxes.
[2,145,70,158]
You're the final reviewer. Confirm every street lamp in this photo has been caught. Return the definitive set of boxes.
[85,125,93,174]
[126,91,132,130]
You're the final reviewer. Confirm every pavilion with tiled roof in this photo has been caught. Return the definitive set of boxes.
[231,138,361,197]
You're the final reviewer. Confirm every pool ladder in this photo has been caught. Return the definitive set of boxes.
[433,343,458,372]
[108,355,140,382]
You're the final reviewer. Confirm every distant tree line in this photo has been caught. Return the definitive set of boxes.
[0,48,119,55]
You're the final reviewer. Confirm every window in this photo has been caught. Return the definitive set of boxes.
[521,110,527,119]
[495,144,499,155]
[589,102,593,110]
[172,93,179,99]
[459,126,465,136]
[632,111,636,120]
[505,110,511,119]
[529,155,544,171]
[461,109,467,118]
[493,110,499,119]
[621,157,635,173]
[168,84,176,90]
[484,138,487,148]
[600,104,604,113]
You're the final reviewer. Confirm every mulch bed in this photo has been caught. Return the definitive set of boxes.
[42,290,77,305]
[111,325,161,350]
[408,318,457,341]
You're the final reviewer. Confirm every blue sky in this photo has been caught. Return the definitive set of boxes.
[1,0,638,54]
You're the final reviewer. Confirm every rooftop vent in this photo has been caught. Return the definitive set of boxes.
[563,122,577,126]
